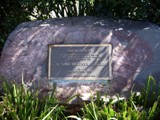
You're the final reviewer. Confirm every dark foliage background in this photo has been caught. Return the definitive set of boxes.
[0,0,160,51]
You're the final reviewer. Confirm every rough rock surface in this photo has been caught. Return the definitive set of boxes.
[0,16,160,100]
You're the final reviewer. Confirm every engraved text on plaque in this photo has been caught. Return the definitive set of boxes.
[48,44,112,80]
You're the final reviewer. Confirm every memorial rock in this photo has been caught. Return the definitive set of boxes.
[0,16,160,100]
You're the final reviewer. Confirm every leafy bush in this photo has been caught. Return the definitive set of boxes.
[0,80,65,120]
[0,0,160,51]
[68,76,160,120]
[0,76,159,120]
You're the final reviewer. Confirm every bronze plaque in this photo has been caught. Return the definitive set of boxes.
[48,44,112,80]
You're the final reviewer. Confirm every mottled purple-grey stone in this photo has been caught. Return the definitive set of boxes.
[0,16,160,99]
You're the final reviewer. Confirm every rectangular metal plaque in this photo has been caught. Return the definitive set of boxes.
[48,44,112,80]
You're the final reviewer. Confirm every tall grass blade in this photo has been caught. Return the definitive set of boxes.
[91,100,98,120]
[144,76,152,108]
[42,105,58,120]
[67,115,82,120]
[149,101,158,119]
[132,101,137,111]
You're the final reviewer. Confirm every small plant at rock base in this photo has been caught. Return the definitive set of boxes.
[0,76,160,120]
[68,76,160,120]
[0,79,65,120]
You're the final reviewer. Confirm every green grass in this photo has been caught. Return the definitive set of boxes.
[68,76,160,120]
[0,76,159,120]
[0,78,65,120]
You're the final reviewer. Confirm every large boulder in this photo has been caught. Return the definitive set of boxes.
[0,16,160,100]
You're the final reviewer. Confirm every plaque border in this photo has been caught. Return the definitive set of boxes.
[48,44,112,80]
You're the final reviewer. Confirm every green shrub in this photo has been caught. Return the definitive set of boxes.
[68,76,160,120]
[0,76,159,120]
[0,0,160,50]
[0,80,65,120]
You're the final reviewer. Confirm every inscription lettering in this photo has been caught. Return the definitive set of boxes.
[48,44,112,80]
